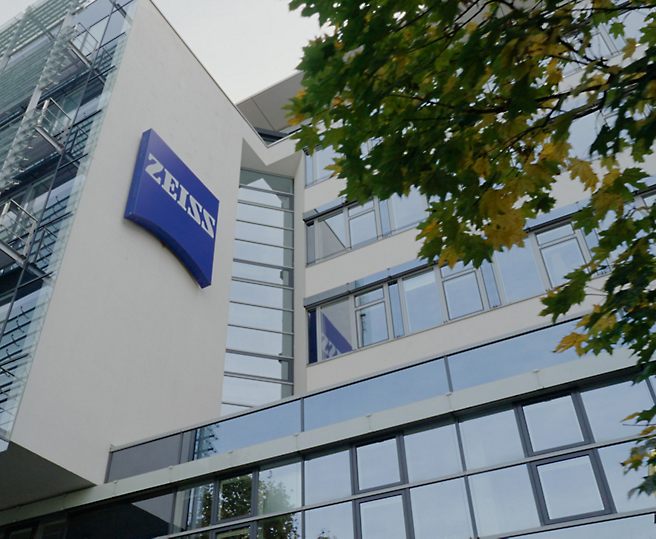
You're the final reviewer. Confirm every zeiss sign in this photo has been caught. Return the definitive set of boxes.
[125,129,219,288]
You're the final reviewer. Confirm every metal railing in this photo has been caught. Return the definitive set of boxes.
[35,98,73,147]
[70,23,98,60]
[0,199,37,257]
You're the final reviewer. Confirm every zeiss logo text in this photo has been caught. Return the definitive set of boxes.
[125,129,219,288]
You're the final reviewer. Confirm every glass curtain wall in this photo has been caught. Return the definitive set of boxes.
[221,169,294,416]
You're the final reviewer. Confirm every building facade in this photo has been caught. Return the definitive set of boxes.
[0,0,655,538]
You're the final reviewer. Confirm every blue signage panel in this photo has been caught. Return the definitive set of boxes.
[125,129,219,288]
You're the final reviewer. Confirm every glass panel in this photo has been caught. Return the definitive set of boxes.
[229,303,293,333]
[257,513,300,539]
[235,221,293,247]
[306,222,315,263]
[469,466,540,536]
[541,238,585,287]
[568,113,598,159]
[217,528,249,539]
[481,260,502,308]
[349,211,377,247]
[440,260,473,278]
[411,479,473,539]
[238,187,292,209]
[315,146,340,182]
[233,240,293,267]
[305,450,351,505]
[240,170,294,193]
[232,262,292,287]
[388,282,405,338]
[218,474,252,520]
[460,410,524,469]
[537,456,604,519]
[304,359,449,431]
[226,326,292,357]
[221,376,292,406]
[305,502,354,539]
[221,403,250,416]
[495,245,545,303]
[405,424,462,482]
[524,396,584,452]
[390,188,426,231]
[443,272,483,319]
[355,288,384,306]
[101,9,129,45]
[230,281,293,309]
[308,309,318,364]
[318,212,347,259]
[357,439,400,490]
[107,434,182,481]
[360,496,407,539]
[258,461,302,514]
[379,198,392,236]
[173,482,213,531]
[512,515,656,538]
[581,381,654,442]
[357,302,388,347]
[237,203,293,228]
[537,224,575,245]
[598,442,656,512]
[321,298,355,360]
[224,352,290,380]
[403,272,442,333]
[348,201,374,216]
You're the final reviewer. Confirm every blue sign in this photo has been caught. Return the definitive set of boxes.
[125,129,219,288]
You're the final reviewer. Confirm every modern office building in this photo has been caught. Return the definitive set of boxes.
[0,0,654,537]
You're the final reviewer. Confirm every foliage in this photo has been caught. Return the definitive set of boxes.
[287,0,656,493]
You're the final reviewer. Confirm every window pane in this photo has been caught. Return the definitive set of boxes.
[411,479,473,539]
[403,272,442,333]
[315,146,339,182]
[443,272,483,319]
[581,381,654,442]
[495,245,544,303]
[355,288,384,306]
[470,466,540,536]
[537,224,575,245]
[218,474,252,520]
[360,496,406,539]
[258,461,302,514]
[222,376,292,407]
[233,240,293,267]
[224,352,290,381]
[240,170,293,193]
[238,187,292,209]
[524,396,583,452]
[305,502,354,539]
[321,299,355,360]
[357,302,388,347]
[512,515,656,538]
[388,282,405,338]
[357,439,400,490]
[405,424,462,482]
[390,188,426,231]
[541,238,585,287]
[537,456,604,520]
[217,528,248,539]
[235,221,293,247]
[230,281,292,309]
[173,482,213,531]
[257,513,300,539]
[229,303,293,333]
[318,212,347,259]
[232,262,292,287]
[460,410,524,469]
[348,201,374,216]
[226,326,292,357]
[305,450,352,505]
[237,203,293,228]
[349,211,377,247]
[598,442,656,512]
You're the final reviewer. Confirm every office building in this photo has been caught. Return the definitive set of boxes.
[0,0,654,537]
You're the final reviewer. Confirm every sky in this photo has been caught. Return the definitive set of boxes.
[0,0,322,103]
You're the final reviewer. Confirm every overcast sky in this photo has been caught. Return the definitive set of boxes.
[0,0,321,103]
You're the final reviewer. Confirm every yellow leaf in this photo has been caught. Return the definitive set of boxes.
[602,168,621,188]
[465,21,478,34]
[623,37,637,59]
[539,141,570,162]
[483,208,527,249]
[594,192,623,214]
[438,245,460,269]
[545,58,563,85]
[569,158,598,191]
[472,157,491,177]
[555,332,588,355]
[623,412,640,422]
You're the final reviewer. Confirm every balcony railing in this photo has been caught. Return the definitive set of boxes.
[35,98,73,150]
[0,199,37,257]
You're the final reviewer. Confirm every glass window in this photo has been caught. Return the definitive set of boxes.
[403,272,442,333]
[241,170,293,193]
[226,326,292,357]
[257,513,300,539]
[229,303,292,334]
[357,302,388,347]
[443,272,483,319]
[349,211,377,247]
[217,528,248,539]
[235,221,293,247]
[537,224,575,245]
[317,213,347,259]
[315,146,340,183]
[233,240,293,267]
[305,450,352,505]
[360,496,407,539]
[537,456,605,520]
[388,282,405,338]
[173,482,213,531]
[224,352,290,381]
[495,245,544,303]
[321,299,355,360]
[357,439,400,490]
[305,502,354,539]
[232,262,291,287]
[581,381,654,442]
[469,465,540,536]
[218,474,252,520]
[541,238,585,287]
[221,376,292,407]
[512,514,656,538]
[524,396,584,452]
[237,203,293,228]
[230,281,292,310]
[460,410,524,469]
[355,288,384,306]
[390,188,426,231]
[238,188,292,209]
[410,479,473,539]
[258,461,302,515]
[405,424,462,482]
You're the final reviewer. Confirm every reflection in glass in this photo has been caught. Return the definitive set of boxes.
[470,465,540,536]
[305,450,352,505]
[240,170,294,193]
[356,288,384,306]
[357,302,388,347]
[305,502,354,539]
[318,213,347,259]
[357,439,400,490]
[390,188,426,231]
[537,456,604,519]
[218,474,252,520]
[411,479,473,539]
[321,299,354,359]
[524,396,583,452]
[360,496,407,539]
[403,272,442,333]
[581,381,654,442]
[349,211,377,247]
[443,272,483,319]
[537,224,575,245]
[495,245,544,303]
[258,461,302,515]
[513,514,655,538]
[217,528,248,539]
[173,482,213,531]
[257,513,300,539]
[460,410,524,469]
[541,238,585,287]
[238,188,292,209]
[388,283,405,338]
[405,424,462,482]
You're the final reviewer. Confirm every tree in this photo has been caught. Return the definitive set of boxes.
[287,0,656,493]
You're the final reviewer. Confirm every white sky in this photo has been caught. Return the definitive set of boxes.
[0,0,322,103]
